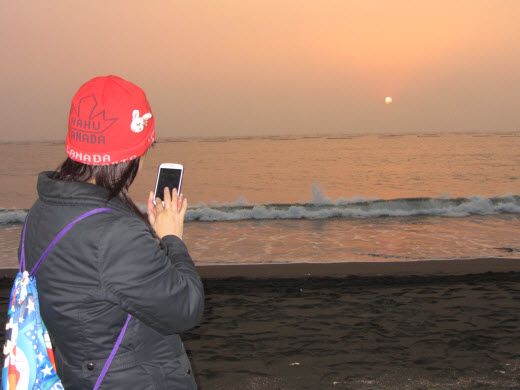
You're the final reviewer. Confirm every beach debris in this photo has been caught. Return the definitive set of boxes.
[289,362,301,366]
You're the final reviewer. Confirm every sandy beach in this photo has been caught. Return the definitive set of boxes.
[2,259,520,389]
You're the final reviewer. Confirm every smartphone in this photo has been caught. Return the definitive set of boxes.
[153,163,184,204]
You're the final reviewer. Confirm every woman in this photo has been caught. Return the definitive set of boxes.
[21,75,204,389]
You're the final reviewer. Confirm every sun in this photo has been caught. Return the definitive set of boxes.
[385,97,393,104]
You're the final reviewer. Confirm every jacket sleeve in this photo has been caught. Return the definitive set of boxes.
[99,215,204,335]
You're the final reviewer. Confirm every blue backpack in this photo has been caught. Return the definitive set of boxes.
[3,208,131,390]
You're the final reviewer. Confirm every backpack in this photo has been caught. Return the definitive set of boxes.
[3,208,131,390]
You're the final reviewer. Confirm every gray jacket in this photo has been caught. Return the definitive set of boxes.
[21,172,204,389]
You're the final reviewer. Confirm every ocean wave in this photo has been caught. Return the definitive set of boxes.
[185,194,520,221]
[0,209,29,225]
[2,193,519,225]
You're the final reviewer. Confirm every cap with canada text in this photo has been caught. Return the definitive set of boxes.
[66,75,155,165]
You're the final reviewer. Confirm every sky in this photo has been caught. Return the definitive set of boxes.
[1,0,519,141]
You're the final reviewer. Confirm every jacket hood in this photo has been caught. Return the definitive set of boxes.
[37,171,132,213]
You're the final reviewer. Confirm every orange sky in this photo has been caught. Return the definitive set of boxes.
[1,0,519,141]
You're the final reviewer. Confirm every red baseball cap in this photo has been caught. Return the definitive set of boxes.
[66,75,156,165]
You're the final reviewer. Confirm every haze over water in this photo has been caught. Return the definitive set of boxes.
[1,132,519,267]
[2,2,520,142]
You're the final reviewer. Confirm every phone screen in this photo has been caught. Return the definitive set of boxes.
[155,167,183,202]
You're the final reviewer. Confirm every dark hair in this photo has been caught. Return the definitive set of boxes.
[56,157,147,221]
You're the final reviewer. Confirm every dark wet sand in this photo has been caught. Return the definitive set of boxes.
[2,259,520,389]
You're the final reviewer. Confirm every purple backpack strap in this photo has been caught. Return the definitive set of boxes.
[93,314,132,390]
[22,208,114,277]
[20,207,133,388]
[19,212,30,273]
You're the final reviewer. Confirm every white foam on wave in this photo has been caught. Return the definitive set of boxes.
[184,192,520,222]
[2,186,519,224]
[310,183,378,205]
[0,209,28,225]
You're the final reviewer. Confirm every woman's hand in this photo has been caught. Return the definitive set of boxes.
[147,187,188,239]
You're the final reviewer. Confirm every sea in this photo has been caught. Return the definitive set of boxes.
[1,132,519,268]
